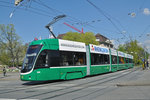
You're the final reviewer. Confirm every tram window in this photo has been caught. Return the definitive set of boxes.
[112,56,117,64]
[91,53,110,65]
[119,57,125,64]
[104,55,109,64]
[35,50,86,68]
[73,52,86,66]
[125,58,129,63]
[35,51,48,68]
[48,50,60,67]
[129,59,132,63]
[60,51,86,66]
[60,51,74,66]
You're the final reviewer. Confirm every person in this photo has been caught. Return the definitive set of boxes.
[3,67,6,77]
[142,63,145,70]
[142,60,145,70]
[146,61,149,69]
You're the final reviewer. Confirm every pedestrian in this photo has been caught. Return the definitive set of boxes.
[3,67,6,77]
[146,61,149,69]
[142,60,146,70]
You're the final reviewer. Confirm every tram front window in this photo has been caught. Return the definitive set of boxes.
[21,45,42,73]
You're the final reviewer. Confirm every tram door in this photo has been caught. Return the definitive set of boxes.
[35,50,60,80]
[35,51,48,80]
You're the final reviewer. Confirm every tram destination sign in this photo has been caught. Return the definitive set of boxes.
[59,39,86,52]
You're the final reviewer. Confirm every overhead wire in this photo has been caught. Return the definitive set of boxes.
[32,0,111,36]
[138,25,150,40]
[33,0,118,39]
[0,2,53,18]
[86,0,129,40]
[1,0,119,41]
[32,0,62,16]
[86,0,122,33]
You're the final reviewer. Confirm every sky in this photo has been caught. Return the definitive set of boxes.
[0,0,150,52]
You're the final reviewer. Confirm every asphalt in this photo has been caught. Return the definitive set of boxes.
[117,67,150,86]
[0,67,150,86]
[0,72,20,81]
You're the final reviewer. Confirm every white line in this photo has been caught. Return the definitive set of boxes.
[0,99,16,100]
[0,98,39,100]
[19,99,39,100]
[121,72,129,75]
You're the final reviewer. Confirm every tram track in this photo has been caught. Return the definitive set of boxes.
[18,68,138,99]
[41,69,134,100]
[0,79,70,94]
[0,68,139,100]
[72,86,117,100]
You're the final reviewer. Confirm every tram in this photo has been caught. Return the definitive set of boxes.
[20,39,133,81]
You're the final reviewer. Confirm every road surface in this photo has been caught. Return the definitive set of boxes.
[0,67,150,100]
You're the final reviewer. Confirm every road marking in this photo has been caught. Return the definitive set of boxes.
[53,83,76,87]
[121,72,129,75]
[17,99,39,100]
[0,98,39,100]
[0,98,17,100]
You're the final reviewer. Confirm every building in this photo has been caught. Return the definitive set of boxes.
[57,33,114,48]
[95,33,113,48]
[57,34,66,39]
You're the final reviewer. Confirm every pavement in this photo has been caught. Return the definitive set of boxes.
[0,72,20,81]
[117,67,150,86]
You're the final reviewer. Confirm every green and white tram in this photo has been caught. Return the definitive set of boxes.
[20,39,133,81]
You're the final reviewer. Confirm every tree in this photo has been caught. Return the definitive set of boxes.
[15,42,27,67]
[0,24,25,67]
[63,32,82,42]
[0,44,11,66]
[118,40,149,65]
[63,31,99,45]
[82,32,99,45]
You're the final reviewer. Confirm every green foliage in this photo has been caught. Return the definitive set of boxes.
[63,32,82,42]
[81,32,99,45]
[118,44,126,53]
[63,31,99,45]
[0,24,26,67]
[118,40,149,65]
